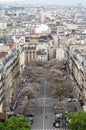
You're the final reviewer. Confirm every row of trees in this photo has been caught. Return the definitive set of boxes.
[0,116,30,130]
[12,61,46,115]
[45,59,73,99]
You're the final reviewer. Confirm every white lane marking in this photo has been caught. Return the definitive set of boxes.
[43,80,46,130]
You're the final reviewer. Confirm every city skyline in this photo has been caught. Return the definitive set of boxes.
[0,0,85,5]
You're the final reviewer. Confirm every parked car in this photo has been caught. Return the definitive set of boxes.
[14,114,23,117]
[54,110,59,114]
[53,122,60,128]
[62,119,67,128]
[55,122,60,128]
[53,116,61,128]
[28,117,33,125]
[67,98,77,102]
[55,113,62,119]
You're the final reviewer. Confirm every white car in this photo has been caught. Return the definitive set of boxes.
[55,122,60,128]
[55,113,62,118]
[67,98,77,102]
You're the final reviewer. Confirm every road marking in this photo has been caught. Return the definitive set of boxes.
[43,80,46,130]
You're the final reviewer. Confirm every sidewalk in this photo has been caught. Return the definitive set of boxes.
[64,66,82,112]
[65,65,78,98]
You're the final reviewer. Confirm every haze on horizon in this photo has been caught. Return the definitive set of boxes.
[0,0,85,5]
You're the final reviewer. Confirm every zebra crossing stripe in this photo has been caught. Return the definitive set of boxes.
[38,104,53,107]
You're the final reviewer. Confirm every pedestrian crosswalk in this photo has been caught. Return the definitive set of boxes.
[35,98,57,108]
[38,104,53,107]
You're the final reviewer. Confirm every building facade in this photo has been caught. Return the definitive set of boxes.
[65,44,86,102]
[0,44,20,114]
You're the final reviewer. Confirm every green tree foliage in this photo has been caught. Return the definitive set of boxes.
[0,116,30,130]
[68,110,86,130]
[0,122,5,130]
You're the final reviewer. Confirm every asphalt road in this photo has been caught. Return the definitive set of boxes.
[31,79,58,130]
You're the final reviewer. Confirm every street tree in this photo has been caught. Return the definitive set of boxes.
[23,64,45,82]
[14,82,40,115]
[68,110,86,130]
[45,59,73,99]
[5,116,30,130]
[0,122,5,130]
[20,83,38,99]
[44,58,64,69]
[50,80,68,98]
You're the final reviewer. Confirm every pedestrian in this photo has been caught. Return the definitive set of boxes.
[45,115,47,119]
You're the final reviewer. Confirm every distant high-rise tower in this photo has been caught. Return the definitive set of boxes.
[16,11,19,17]
[40,13,45,23]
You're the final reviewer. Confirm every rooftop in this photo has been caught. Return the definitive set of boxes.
[36,49,47,55]
[5,43,15,49]
[0,52,8,59]
[29,39,38,45]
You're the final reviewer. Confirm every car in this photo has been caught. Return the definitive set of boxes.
[72,98,77,102]
[55,113,62,119]
[53,122,60,128]
[62,120,67,128]
[67,98,77,102]
[55,118,60,124]
[14,114,23,117]
[54,110,59,114]
[53,117,61,128]
[54,106,59,114]
[55,122,60,128]
[27,114,35,117]
[28,117,33,125]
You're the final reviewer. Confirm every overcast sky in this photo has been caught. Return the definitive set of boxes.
[0,0,85,5]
